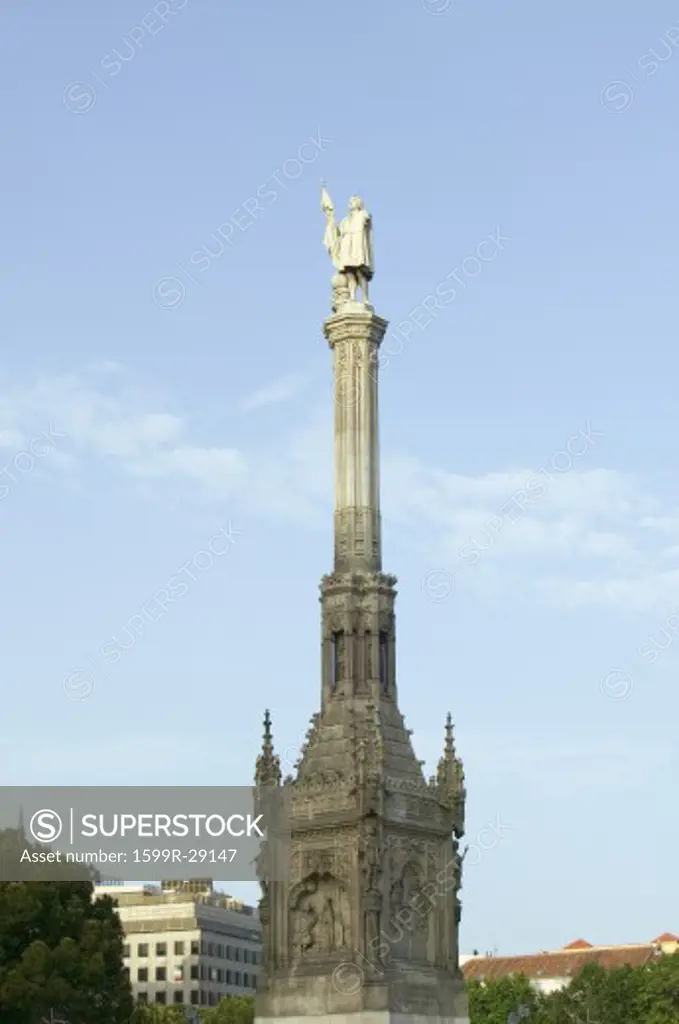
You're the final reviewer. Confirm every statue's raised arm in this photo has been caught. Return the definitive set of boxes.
[321,188,373,310]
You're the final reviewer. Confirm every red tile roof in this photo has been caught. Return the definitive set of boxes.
[655,933,679,942]
[563,939,593,950]
[463,945,659,983]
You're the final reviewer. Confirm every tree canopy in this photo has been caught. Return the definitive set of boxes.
[467,952,679,1024]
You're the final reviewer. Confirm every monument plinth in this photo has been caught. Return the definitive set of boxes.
[254,193,469,1024]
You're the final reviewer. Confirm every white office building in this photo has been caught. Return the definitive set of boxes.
[95,880,261,1011]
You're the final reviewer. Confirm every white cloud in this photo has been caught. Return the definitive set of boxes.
[3,367,679,614]
[0,373,245,498]
[383,453,679,613]
[239,372,307,413]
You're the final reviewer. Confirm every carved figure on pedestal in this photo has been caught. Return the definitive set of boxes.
[318,896,345,953]
[322,188,374,307]
[255,840,270,905]
[294,898,318,958]
[290,873,348,960]
[388,862,430,962]
[290,877,318,959]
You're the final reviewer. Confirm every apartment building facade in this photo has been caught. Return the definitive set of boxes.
[95,881,261,1010]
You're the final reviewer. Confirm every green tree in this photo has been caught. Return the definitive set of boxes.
[200,995,255,1024]
[468,954,679,1024]
[468,974,541,1024]
[130,1006,188,1023]
[638,951,679,1024]
[0,830,132,1024]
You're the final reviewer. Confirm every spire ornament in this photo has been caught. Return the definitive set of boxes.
[255,709,281,789]
[437,712,466,837]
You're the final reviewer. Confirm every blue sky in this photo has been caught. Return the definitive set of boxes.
[2,0,679,955]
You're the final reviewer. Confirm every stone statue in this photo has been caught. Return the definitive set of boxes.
[322,187,374,307]
[255,840,270,903]
[318,897,336,953]
[362,823,382,956]
[294,896,317,957]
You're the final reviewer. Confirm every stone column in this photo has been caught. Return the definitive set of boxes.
[324,310,388,574]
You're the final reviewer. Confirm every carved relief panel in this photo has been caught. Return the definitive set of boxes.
[289,872,351,962]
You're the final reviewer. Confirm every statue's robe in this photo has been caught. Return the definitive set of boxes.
[338,209,373,277]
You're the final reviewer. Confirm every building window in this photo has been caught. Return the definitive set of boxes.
[243,972,249,987]
[200,991,207,1006]
[174,941,185,956]
[156,942,167,957]
[208,942,215,957]
[226,945,233,960]
[200,965,205,981]
[123,944,130,959]
[330,631,343,691]
[173,992,185,1004]
[190,991,199,1005]
[190,965,199,980]
[217,943,224,958]
[379,631,389,692]
[244,949,250,964]
[226,970,232,984]
[191,940,200,955]
[201,940,207,955]
[210,992,218,1006]
[217,969,224,982]
[252,951,258,965]
[156,967,166,982]
[137,968,148,983]
[137,993,148,1004]
[173,966,184,983]
[234,947,241,962]
[137,943,148,957]
[234,972,241,986]
[252,975,257,990]
[155,992,166,1005]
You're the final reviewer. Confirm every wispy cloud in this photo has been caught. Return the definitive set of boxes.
[5,366,679,615]
[238,372,307,413]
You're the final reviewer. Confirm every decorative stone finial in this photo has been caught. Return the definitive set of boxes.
[437,712,466,837]
[445,712,454,755]
[255,708,281,788]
